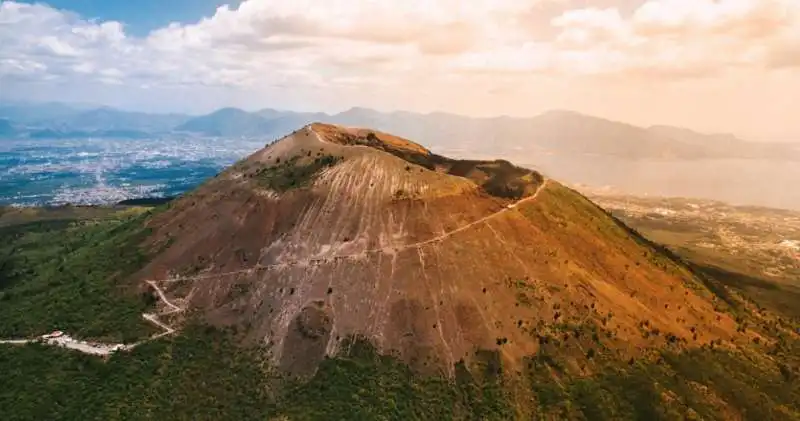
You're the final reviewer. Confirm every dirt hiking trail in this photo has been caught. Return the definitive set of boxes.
[0,178,549,357]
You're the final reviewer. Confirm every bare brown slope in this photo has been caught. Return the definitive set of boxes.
[134,123,738,376]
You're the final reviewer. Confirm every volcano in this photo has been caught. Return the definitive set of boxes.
[135,123,738,377]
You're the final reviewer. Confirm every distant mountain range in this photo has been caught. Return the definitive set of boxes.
[0,118,14,136]
[0,102,190,135]
[1,101,797,161]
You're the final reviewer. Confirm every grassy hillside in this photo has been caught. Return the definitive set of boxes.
[2,206,799,420]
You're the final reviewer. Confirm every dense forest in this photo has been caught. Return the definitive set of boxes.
[0,211,157,342]
[2,324,799,420]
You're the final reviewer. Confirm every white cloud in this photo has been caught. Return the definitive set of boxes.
[0,0,799,128]
[39,36,81,57]
[0,58,48,79]
[4,0,799,84]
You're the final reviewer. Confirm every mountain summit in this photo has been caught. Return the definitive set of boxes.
[135,123,737,377]
[3,123,797,420]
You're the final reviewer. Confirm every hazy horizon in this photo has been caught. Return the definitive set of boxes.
[2,0,800,142]
[4,99,799,144]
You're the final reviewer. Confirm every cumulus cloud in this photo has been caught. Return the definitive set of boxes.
[547,0,800,76]
[1,0,799,101]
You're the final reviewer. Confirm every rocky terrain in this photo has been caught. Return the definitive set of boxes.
[131,124,743,377]
[1,124,798,420]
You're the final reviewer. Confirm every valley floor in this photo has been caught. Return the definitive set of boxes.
[590,192,800,318]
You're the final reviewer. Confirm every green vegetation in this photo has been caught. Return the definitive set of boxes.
[0,212,158,342]
[3,323,798,420]
[683,256,800,319]
[526,345,800,420]
[0,206,518,420]
[0,204,147,228]
[255,154,342,192]
[0,325,274,421]
[599,196,800,319]
[277,339,513,420]
[0,329,514,421]
[521,183,721,301]
[2,178,799,419]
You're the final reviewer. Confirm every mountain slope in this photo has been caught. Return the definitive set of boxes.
[0,103,189,133]
[181,108,326,138]
[519,110,705,159]
[134,123,740,377]
[0,102,82,124]
[66,107,189,132]
[648,124,797,160]
[178,106,800,160]
[257,111,329,140]
[176,107,267,136]
[9,100,794,160]
[2,123,799,420]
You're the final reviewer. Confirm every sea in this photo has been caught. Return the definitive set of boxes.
[2,136,799,211]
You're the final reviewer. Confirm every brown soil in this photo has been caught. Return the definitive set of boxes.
[132,123,740,375]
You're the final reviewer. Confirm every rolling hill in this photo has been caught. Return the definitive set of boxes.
[177,107,800,161]
[66,107,189,132]
[1,124,798,420]
[648,124,795,160]
[136,123,739,373]
[175,107,268,137]
[5,101,797,161]
[0,103,188,133]
[177,107,328,139]
[0,101,84,124]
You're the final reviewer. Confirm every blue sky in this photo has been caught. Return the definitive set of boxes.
[1,0,799,140]
[14,0,244,36]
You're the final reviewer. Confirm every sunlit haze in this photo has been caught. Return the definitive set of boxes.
[1,0,799,141]
[3,2,800,418]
